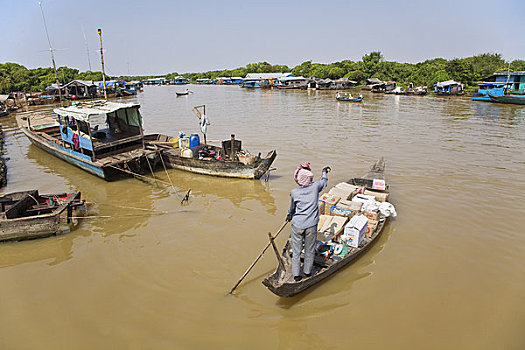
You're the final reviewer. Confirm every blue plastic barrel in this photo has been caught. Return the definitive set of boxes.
[189,134,200,148]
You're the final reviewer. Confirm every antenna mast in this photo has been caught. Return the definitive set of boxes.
[38,1,62,102]
[81,25,92,71]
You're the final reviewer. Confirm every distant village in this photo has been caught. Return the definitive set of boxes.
[1,70,524,116]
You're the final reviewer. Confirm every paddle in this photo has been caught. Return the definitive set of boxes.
[228,220,289,294]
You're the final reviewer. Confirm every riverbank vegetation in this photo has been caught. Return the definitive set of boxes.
[1,52,524,94]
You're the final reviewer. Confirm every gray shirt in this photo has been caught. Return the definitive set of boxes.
[288,171,328,230]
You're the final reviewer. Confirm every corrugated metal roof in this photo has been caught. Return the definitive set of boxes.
[493,71,525,76]
[436,80,462,87]
[278,76,308,82]
[54,100,140,122]
[245,73,293,79]
[63,80,97,88]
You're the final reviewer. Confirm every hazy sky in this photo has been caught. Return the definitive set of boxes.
[1,0,523,76]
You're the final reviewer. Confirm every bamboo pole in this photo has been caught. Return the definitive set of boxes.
[98,28,107,99]
[228,220,289,294]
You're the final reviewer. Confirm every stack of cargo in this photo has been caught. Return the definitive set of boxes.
[315,181,396,261]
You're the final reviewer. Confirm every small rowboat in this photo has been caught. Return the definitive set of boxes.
[336,96,363,102]
[176,91,191,96]
[262,158,392,297]
[0,190,86,242]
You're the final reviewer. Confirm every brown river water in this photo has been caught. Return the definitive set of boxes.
[1,85,524,349]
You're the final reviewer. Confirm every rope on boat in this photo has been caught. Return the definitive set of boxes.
[108,164,172,186]
[68,208,193,220]
[94,203,167,213]
[107,164,191,204]
[144,152,158,186]
[154,145,177,192]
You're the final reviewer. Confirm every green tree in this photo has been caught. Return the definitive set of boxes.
[362,51,383,77]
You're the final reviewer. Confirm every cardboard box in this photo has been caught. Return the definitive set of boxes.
[319,215,348,237]
[352,193,377,204]
[342,214,368,248]
[328,187,353,201]
[335,182,360,199]
[372,179,386,191]
[366,219,379,238]
[318,200,325,215]
[319,193,340,214]
[329,204,355,218]
[363,210,379,221]
[335,182,360,193]
[338,200,363,213]
[364,189,389,202]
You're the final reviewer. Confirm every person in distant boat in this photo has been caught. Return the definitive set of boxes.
[336,92,340,99]
[286,163,331,281]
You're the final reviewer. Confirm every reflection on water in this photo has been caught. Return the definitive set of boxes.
[0,86,524,349]
[0,233,75,268]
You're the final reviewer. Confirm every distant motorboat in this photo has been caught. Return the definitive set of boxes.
[176,90,192,96]
[336,92,363,102]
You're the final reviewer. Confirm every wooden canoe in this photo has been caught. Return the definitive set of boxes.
[0,190,86,242]
[262,158,391,297]
[144,134,277,179]
[488,93,525,105]
[336,96,363,102]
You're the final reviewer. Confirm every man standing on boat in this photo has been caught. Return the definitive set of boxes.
[286,163,330,281]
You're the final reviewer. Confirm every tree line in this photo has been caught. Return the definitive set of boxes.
[1,52,524,94]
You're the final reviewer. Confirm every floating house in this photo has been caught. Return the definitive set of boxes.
[274,76,309,89]
[241,73,294,88]
[434,80,465,95]
[308,77,357,90]
[143,77,166,85]
[472,71,525,101]
[172,76,188,85]
[122,81,140,95]
[241,77,262,88]
[215,77,243,85]
[361,78,384,91]
[62,80,98,99]
[196,78,213,84]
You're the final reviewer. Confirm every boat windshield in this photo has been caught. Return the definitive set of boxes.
[89,107,142,145]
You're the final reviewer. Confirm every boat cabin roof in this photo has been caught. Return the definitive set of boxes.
[436,80,463,87]
[478,82,507,86]
[53,100,141,123]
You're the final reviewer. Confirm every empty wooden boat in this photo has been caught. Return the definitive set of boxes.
[0,190,86,242]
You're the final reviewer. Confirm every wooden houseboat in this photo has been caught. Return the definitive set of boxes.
[472,71,525,102]
[274,76,309,89]
[16,100,161,181]
[434,80,465,95]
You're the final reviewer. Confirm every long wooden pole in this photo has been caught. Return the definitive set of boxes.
[98,28,107,99]
[38,1,62,103]
[228,220,289,294]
